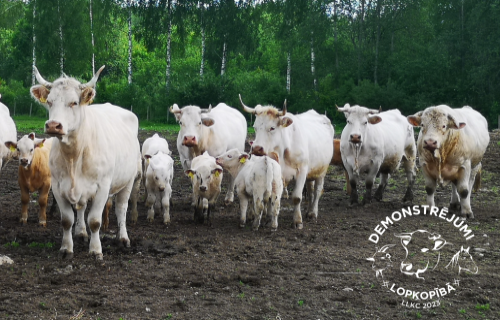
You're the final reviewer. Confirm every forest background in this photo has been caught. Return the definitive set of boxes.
[0,0,499,128]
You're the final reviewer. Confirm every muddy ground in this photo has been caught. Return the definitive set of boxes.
[0,129,499,320]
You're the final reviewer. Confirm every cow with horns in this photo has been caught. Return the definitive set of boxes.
[239,95,334,229]
[30,66,142,260]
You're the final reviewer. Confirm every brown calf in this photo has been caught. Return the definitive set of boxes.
[331,139,351,195]
[5,134,53,226]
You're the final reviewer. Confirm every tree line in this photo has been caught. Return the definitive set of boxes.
[0,0,499,128]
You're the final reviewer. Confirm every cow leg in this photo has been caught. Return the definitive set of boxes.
[282,179,289,199]
[423,166,437,207]
[130,163,142,224]
[238,194,249,228]
[74,204,88,242]
[374,173,390,202]
[344,170,352,195]
[162,188,172,225]
[402,155,416,202]
[20,186,30,225]
[114,181,133,251]
[364,165,380,204]
[102,197,112,232]
[87,190,112,260]
[194,197,205,224]
[449,184,461,211]
[37,184,51,227]
[252,197,265,231]
[291,166,308,229]
[53,189,75,259]
[145,191,157,222]
[224,172,236,205]
[458,162,474,218]
[307,176,325,220]
[305,180,314,208]
[270,192,281,231]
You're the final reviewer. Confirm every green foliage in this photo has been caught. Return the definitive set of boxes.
[475,304,489,311]
[3,241,20,248]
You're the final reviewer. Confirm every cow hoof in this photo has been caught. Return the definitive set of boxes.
[224,199,233,207]
[271,227,277,232]
[147,217,154,223]
[163,220,171,225]
[120,237,131,248]
[39,221,47,228]
[449,203,461,211]
[464,212,474,219]
[306,213,317,220]
[59,249,74,260]
[293,222,303,230]
[75,233,89,243]
[19,219,27,226]
[252,226,259,231]
[90,252,104,261]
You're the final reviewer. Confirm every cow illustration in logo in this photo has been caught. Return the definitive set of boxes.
[445,246,478,275]
[395,230,448,280]
[366,244,396,278]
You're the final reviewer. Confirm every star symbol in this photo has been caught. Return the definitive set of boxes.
[453,279,460,286]
[382,281,390,288]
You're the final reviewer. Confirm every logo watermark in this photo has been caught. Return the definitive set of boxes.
[366,205,479,309]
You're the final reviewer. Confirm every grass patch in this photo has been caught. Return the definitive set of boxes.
[3,241,20,248]
[475,303,489,311]
[12,116,47,135]
[28,242,55,249]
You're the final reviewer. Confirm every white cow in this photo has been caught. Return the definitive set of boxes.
[144,151,174,224]
[170,103,246,204]
[0,94,17,174]
[185,152,223,224]
[141,133,171,201]
[30,66,142,260]
[240,95,334,229]
[216,149,283,231]
[407,105,489,218]
[338,104,416,205]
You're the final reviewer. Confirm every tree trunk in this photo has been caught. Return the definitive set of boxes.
[31,0,36,117]
[200,25,205,78]
[374,0,382,85]
[89,0,95,75]
[286,51,291,94]
[334,2,338,70]
[311,32,317,91]
[357,0,365,84]
[127,2,132,111]
[166,0,172,92]
[221,40,227,76]
[58,0,64,74]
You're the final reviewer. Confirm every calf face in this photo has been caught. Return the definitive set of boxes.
[186,165,223,194]
[215,149,249,175]
[407,106,466,153]
[170,104,214,147]
[5,133,45,168]
[145,152,173,192]
[239,95,291,157]
[395,230,447,280]
[337,104,381,145]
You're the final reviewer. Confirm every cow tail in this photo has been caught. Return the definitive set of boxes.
[265,157,273,200]
[473,167,481,192]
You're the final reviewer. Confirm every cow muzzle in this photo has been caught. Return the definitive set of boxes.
[159,186,165,192]
[423,139,438,152]
[199,186,207,192]
[45,120,65,136]
[215,157,223,166]
[349,134,362,144]
[251,145,266,156]
[182,136,197,147]
[20,158,29,167]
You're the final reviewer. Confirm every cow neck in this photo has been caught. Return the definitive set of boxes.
[427,129,461,187]
[229,160,247,178]
[192,125,212,157]
[350,143,362,176]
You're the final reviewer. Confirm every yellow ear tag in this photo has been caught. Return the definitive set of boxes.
[214,171,220,177]
[188,172,194,179]
[9,146,16,152]
[40,97,47,103]
[39,143,44,148]
[239,157,246,164]
[147,158,150,164]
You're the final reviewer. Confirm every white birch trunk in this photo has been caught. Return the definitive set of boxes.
[31,0,36,117]
[200,25,205,78]
[165,0,172,92]
[90,0,95,75]
[374,0,381,85]
[58,0,64,74]
[311,32,316,91]
[128,5,132,85]
[286,51,291,94]
[220,40,227,76]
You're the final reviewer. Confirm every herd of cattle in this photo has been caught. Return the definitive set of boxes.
[0,66,490,260]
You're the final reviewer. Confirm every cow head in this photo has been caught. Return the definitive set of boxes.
[366,244,396,278]
[395,230,447,280]
[170,104,213,147]
[30,66,105,141]
[4,133,46,169]
[145,151,173,192]
[185,152,223,194]
[239,94,290,157]
[337,104,381,145]
[215,148,249,177]
[407,105,466,153]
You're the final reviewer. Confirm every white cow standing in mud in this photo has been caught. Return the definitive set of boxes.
[407,105,489,218]
[30,66,142,260]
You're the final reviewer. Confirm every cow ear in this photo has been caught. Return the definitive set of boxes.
[170,104,183,121]
[407,112,423,127]
[212,167,223,177]
[202,117,215,127]
[185,169,196,179]
[447,114,466,130]
[239,153,249,164]
[30,85,50,106]
[433,239,447,251]
[80,87,96,106]
[368,115,382,125]
[28,132,35,140]
[34,138,46,148]
[144,154,152,160]
[281,117,293,127]
[5,141,17,152]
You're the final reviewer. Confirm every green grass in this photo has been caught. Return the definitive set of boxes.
[297,299,304,306]
[475,304,490,311]
[3,241,20,248]
[28,242,55,249]
[12,116,46,135]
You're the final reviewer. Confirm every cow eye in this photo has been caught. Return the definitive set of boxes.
[16,148,19,151]
[364,121,368,125]
[270,127,275,131]
[69,102,77,107]
[347,120,351,124]
[198,121,202,125]
[442,125,446,129]
[227,155,232,159]
[30,149,34,152]
[155,177,159,180]
[47,101,53,107]
[179,121,183,126]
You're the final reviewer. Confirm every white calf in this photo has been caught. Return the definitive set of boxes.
[144,151,174,224]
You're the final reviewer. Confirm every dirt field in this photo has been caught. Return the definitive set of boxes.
[0,129,499,320]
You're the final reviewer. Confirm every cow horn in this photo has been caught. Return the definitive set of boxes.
[169,104,182,114]
[278,99,287,116]
[80,65,105,89]
[201,104,212,113]
[239,94,256,114]
[33,66,52,88]
[368,108,380,114]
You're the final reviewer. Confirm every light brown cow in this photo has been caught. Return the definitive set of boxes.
[331,139,351,195]
[5,133,53,226]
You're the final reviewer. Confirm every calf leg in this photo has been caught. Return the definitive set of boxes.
[252,197,265,231]
[161,188,171,225]
[194,197,205,224]
[224,172,236,205]
[238,192,250,228]
[37,184,51,227]
[307,176,325,220]
[146,192,157,222]
[20,186,30,225]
